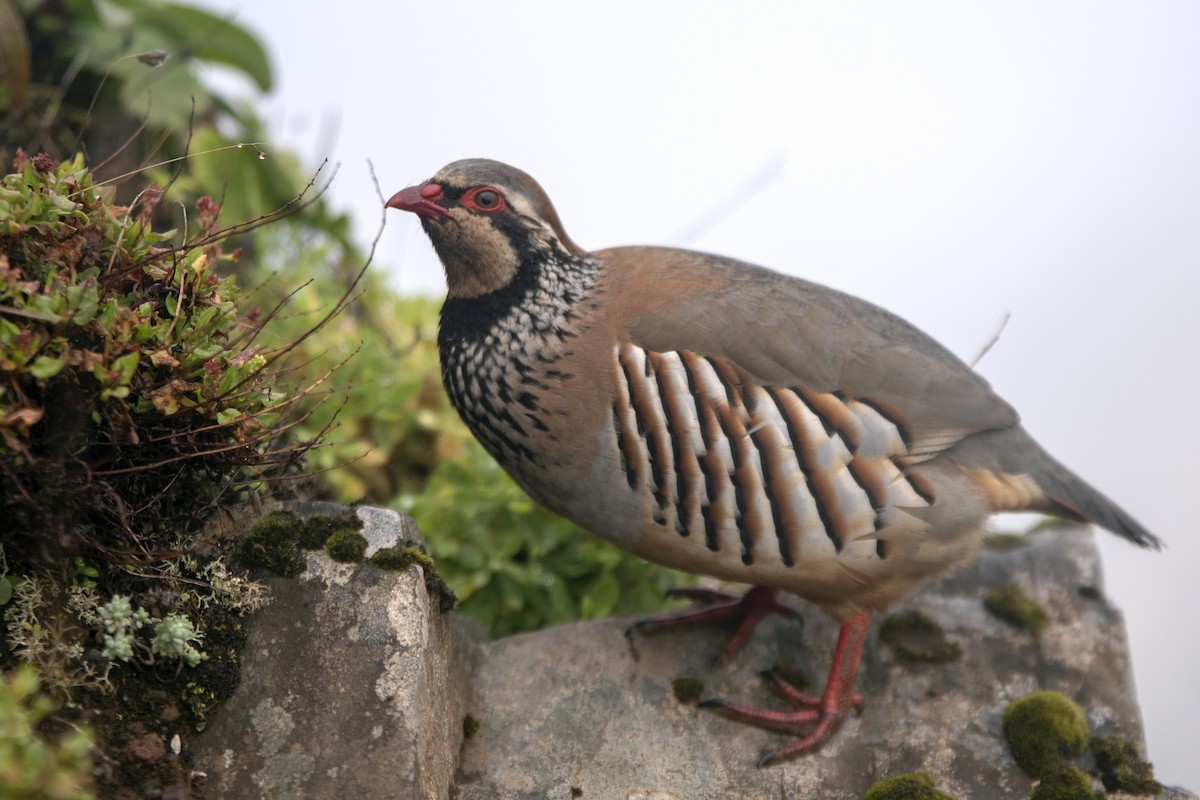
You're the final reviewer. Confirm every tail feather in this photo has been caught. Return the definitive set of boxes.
[955,426,1163,550]
[1040,473,1162,550]
[1015,430,1162,550]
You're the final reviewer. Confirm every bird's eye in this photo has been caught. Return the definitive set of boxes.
[464,187,505,212]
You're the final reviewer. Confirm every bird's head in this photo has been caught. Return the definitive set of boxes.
[387,159,585,299]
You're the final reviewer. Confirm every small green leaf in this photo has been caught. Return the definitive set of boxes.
[112,351,140,384]
[29,356,65,379]
[0,577,13,606]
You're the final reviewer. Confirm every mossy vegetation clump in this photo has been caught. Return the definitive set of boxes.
[1091,734,1162,795]
[1028,766,1101,800]
[861,771,959,800]
[239,510,308,578]
[879,609,962,664]
[1002,691,1089,779]
[324,529,368,563]
[0,154,318,566]
[984,585,1050,637]
[671,676,703,704]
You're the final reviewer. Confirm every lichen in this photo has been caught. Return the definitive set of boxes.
[1001,691,1089,779]
[984,585,1049,637]
[671,677,704,704]
[879,610,962,664]
[1028,766,1101,800]
[324,529,368,563]
[861,771,959,800]
[1091,734,1162,795]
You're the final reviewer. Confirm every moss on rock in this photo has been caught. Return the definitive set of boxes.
[1002,691,1089,779]
[325,529,368,563]
[861,772,959,800]
[879,610,962,664]
[239,510,307,577]
[984,584,1050,637]
[671,677,704,704]
[1091,734,1162,795]
[1028,766,1101,800]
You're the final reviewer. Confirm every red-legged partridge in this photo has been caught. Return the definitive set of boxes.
[386,159,1160,765]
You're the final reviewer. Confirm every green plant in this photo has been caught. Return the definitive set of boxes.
[861,772,958,800]
[1091,735,1161,795]
[403,438,690,636]
[1001,691,1089,779]
[0,152,320,563]
[984,585,1050,637]
[97,594,204,668]
[0,665,94,800]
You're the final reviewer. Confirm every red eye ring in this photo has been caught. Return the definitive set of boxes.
[462,186,506,212]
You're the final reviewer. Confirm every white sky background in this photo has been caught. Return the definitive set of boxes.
[193,1,1199,787]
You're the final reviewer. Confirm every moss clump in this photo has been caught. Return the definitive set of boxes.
[1091,735,1162,795]
[1002,691,1089,778]
[984,585,1049,637]
[299,511,362,549]
[239,510,306,577]
[1028,766,1101,800]
[982,533,1029,550]
[325,529,368,563]
[861,772,958,800]
[672,677,704,704]
[369,542,458,612]
[462,715,479,739]
[879,610,962,664]
[369,544,435,572]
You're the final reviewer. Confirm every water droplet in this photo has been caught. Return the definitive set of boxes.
[236,144,243,149]
[258,152,267,160]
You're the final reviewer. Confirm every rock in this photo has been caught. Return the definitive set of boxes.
[191,509,1194,799]
[453,526,1190,799]
[189,503,479,799]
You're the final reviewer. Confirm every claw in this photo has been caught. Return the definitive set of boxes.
[699,611,872,765]
[625,586,799,662]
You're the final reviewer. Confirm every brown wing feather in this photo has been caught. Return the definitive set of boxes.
[597,245,1019,461]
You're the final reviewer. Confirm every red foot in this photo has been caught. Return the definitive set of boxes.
[625,586,797,662]
[699,611,872,765]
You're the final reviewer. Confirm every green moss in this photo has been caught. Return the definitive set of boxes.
[1091,735,1162,795]
[299,511,362,549]
[1029,766,1101,800]
[1001,691,1089,778]
[982,533,1029,550]
[672,677,704,704]
[369,545,435,572]
[369,543,458,613]
[239,510,306,577]
[861,772,958,800]
[462,715,480,739]
[879,610,962,664]
[984,585,1049,637]
[325,529,368,563]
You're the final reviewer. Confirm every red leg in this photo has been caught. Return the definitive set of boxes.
[625,586,797,662]
[699,611,871,766]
